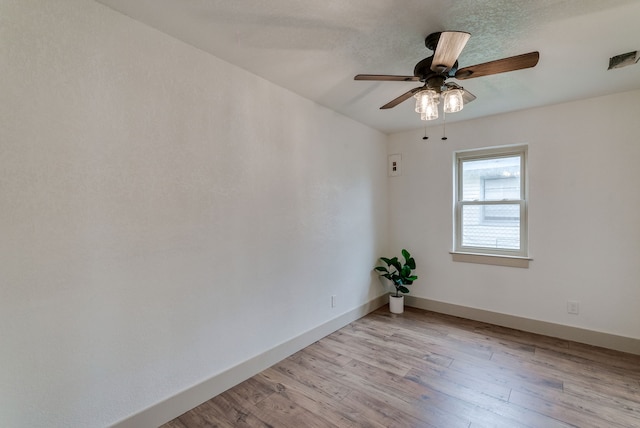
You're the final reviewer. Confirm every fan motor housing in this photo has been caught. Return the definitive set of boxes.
[414,57,457,88]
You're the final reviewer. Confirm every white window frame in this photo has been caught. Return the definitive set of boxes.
[453,145,529,263]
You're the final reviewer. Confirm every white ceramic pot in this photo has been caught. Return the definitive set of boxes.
[389,294,404,314]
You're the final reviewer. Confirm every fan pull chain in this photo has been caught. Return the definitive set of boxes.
[442,111,448,140]
[422,124,429,140]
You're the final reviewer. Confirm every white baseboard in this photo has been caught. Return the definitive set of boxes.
[405,296,640,355]
[110,294,388,428]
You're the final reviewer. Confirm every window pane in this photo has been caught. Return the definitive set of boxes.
[484,177,520,200]
[483,204,519,221]
[461,204,520,250]
[461,156,521,201]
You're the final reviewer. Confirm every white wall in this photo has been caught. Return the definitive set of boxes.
[389,89,640,341]
[0,1,388,427]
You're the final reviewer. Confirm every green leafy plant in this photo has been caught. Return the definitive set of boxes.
[374,249,418,297]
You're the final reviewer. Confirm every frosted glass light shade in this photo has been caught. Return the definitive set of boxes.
[444,88,464,113]
[415,89,439,120]
[414,89,437,113]
[421,99,438,120]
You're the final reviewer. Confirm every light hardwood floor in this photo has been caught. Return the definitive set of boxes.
[162,306,640,427]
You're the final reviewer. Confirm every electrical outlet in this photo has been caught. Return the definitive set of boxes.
[331,295,336,308]
[567,300,579,315]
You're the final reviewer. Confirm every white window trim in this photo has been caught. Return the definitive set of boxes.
[452,145,530,265]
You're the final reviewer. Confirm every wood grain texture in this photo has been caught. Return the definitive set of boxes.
[455,52,540,80]
[162,307,640,427]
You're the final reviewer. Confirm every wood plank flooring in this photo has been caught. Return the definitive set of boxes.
[162,307,640,427]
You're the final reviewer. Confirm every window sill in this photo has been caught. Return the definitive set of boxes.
[450,251,531,268]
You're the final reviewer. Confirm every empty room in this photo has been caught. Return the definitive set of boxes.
[2,1,639,427]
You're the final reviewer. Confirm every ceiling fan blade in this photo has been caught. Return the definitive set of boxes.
[380,87,424,109]
[462,89,476,104]
[455,51,540,80]
[431,31,471,72]
[355,74,420,82]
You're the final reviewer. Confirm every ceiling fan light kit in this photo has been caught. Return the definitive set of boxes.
[413,86,463,121]
[355,30,540,123]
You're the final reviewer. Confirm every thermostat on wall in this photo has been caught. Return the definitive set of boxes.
[388,154,401,177]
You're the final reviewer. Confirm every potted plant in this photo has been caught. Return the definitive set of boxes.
[374,249,418,314]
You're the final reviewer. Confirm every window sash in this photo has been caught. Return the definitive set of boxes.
[455,200,526,255]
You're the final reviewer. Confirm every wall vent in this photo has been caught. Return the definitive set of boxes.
[608,51,639,70]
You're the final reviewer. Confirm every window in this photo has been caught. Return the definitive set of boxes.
[454,145,528,260]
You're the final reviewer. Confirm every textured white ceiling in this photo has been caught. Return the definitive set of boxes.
[96,0,640,134]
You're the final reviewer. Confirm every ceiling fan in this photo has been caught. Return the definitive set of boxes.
[354,31,539,119]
